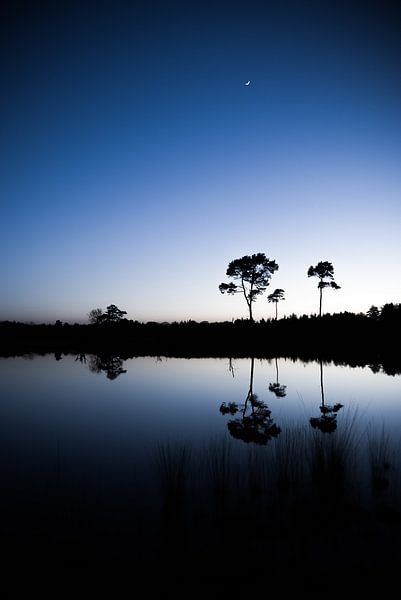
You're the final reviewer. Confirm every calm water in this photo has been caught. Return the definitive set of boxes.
[1,353,401,579]
[1,354,400,457]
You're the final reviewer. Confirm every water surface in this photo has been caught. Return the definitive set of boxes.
[1,353,401,580]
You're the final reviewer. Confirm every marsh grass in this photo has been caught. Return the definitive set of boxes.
[307,406,361,501]
[203,437,235,497]
[156,442,192,519]
[368,426,393,493]
[155,409,401,583]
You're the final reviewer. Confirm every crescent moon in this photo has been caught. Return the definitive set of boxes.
[245,80,251,86]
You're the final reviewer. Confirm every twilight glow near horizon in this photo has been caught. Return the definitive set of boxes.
[1,0,401,323]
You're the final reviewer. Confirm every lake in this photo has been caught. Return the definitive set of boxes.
[1,353,401,588]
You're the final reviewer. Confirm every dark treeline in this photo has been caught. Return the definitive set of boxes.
[1,303,401,373]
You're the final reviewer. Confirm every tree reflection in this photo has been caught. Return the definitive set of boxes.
[87,354,127,380]
[310,359,343,433]
[268,357,287,397]
[228,358,236,378]
[220,357,281,445]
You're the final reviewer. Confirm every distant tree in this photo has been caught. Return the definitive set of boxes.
[307,261,340,317]
[367,305,380,320]
[99,304,127,324]
[219,253,278,322]
[267,288,285,320]
[88,308,104,324]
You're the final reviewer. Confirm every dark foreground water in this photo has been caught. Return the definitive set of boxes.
[1,354,401,591]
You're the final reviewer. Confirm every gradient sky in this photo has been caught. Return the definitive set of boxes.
[1,0,401,323]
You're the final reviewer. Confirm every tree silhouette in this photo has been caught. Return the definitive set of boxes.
[220,357,281,444]
[268,357,287,397]
[267,288,285,320]
[367,305,380,320]
[219,253,278,322]
[307,261,340,317]
[310,359,343,433]
[98,304,127,324]
[88,308,103,324]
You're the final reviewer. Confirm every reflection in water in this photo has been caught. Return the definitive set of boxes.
[156,417,401,590]
[220,357,281,444]
[72,353,127,380]
[88,355,127,380]
[310,359,343,433]
[268,357,287,397]
[2,354,401,585]
[228,357,236,377]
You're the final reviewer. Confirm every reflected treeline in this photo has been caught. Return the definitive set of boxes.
[220,357,281,444]
[88,354,127,380]
[310,359,343,433]
[71,353,166,378]
[72,353,127,380]
[51,350,401,381]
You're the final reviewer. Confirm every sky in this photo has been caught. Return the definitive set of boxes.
[1,0,401,323]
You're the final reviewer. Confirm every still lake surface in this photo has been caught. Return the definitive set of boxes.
[1,353,401,571]
[2,354,400,458]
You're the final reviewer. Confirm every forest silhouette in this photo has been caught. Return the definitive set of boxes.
[2,253,400,371]
[1,303,401,374]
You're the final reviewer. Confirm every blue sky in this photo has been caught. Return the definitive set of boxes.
[1,0,401,322]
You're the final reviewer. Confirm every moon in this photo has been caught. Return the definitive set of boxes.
[245,80,251,86]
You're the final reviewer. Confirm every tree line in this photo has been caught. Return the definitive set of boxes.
[87,253,398,326]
